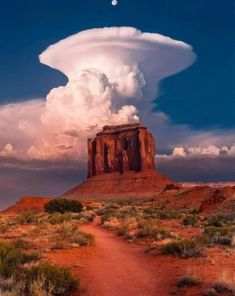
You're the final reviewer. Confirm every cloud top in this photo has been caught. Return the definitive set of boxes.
[1,27,197,165]
[40,27,196,98]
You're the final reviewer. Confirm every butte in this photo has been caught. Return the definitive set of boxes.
[62,123,172,199]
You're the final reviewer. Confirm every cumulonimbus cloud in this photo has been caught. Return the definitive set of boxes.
[0,27,197,164]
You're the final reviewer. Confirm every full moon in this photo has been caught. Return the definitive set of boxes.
[112,0,118,6]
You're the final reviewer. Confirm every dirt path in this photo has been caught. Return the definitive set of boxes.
[77,221,178,296]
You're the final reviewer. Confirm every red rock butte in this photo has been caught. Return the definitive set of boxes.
[63,123,172,199]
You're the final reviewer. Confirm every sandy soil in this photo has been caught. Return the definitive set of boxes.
[46,220,235,296]
[47,221,181,296]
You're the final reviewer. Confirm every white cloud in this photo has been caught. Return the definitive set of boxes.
[0,27,196,165]
[172,147,186,157]
[158,143,235,159]
[0,144,14,157]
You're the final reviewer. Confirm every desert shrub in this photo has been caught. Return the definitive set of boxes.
[75,212,95,223]
[23,262,78,295]
[137,219,169,240]
[44,199,83,214]
[205,213,235,227]
[212,233,232,246]
[56,224,78,240]
[156,208,182,220]
[211,282,235,295]
[202,288,217,296]
[143,207,157,217]
[0,277,25,296]
[204,226,235,237]
[182,214,199,227]
[47,213,72,225]
[161,239,202,258]
[204,226,235,246]
[72,231,95,246]
[100,208,120,223]
[55,224,95,247]
[105,203,120,210]
[0,225,10,234]
[189,208,200,215]
[163,184,181,191]
[0,241,39,277]
[12,239,29,250]
[17,211,38,225]
[176,275,200,288]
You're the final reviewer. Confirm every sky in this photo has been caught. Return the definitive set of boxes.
[0,0,235,209]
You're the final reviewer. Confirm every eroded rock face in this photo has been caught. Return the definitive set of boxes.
[87,123,156,178]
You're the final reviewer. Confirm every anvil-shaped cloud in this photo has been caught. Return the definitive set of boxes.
[1,27,235,206]
[15,27,196,161]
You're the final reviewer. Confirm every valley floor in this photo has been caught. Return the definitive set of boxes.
[46,219,235,296]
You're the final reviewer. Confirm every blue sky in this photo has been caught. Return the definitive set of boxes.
[0,0,234,209]
[0,0,234,129]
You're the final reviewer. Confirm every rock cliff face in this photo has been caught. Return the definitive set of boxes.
[87,123,155,178]
[62,123,172,199]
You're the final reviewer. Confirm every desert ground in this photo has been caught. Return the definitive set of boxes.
[0,184,234,296]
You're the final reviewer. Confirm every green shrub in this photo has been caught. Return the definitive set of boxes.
[182,214,199,226]
[17,211,38,225]
[161,239,202,258]
[137,219,169,239]
[44,199,83,214]
[204,226,235,238]
[156,208,182,220]
[0,241,39,277]
[72,231,95,246]
[163,184,181,191]
[203,227,234,246]
[23,262,78,295]
[205,213,235,227]
[211,282,235,295]
[47,213,72,225]
[176,275,200,287]
[55,224,95,247]
[56,224,78,240]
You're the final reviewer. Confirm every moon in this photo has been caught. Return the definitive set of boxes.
[112,0,118,6]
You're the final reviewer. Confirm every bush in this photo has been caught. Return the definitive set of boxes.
[161,239,202,258]
[47,213,72,225]
[163,184,181,191]
[137,219,169,240]
[55,224,95,247]
[205,213,235,227]
[176,275,200,288]
[156,208,182,220]
[0,241,39,277]
[204,226,235,246]
[23,262,78,295]
[211,282,235,295]
[72,231,95,246]
[44,199,83,214]
[17,211,38,225]
[182,214,199,227]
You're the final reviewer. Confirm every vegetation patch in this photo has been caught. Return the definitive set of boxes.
[44,199,83,214]
[176,275,200,288]
[161,239,203,258]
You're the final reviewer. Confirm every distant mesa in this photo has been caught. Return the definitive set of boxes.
[63,123,172,199]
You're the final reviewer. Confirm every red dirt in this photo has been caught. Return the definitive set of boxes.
[164,185,235,215]
[46,221,235,296]
[1,196,52,214]
[62,170,172,200]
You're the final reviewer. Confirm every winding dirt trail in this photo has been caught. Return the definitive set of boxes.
[77,222,178,296]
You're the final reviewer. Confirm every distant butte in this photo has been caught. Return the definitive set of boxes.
[63,123,172,199]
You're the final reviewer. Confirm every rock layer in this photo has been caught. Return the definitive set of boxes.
[87,123,155,178]
[63,123,172,199]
